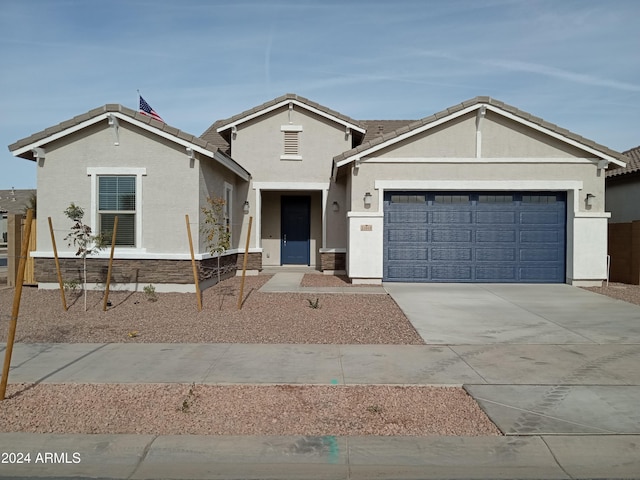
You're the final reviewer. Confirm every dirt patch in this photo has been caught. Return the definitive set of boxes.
[582,282,640,307]
[0,275,424,345]
[300,274,356,287]
[1,383,501,436]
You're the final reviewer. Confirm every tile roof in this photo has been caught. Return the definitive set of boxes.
[8,104,221,158]
[607,145,639,178]
[205,93,367,133]
[333,96,628,164]
[0,189,36,214]
[200,120,231,154]
[359,120,416,144]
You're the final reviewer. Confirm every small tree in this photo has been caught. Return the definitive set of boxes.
[201,196,231,285]
[64,203,105,311]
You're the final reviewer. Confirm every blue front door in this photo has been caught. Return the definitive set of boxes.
[281,196,310,265]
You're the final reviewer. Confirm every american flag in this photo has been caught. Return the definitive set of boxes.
[139,95,164,122]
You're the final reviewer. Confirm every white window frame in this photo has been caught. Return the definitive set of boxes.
[87,167,146,252]
[224,181,233,245]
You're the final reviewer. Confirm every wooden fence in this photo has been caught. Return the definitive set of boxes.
[608,220,640,285]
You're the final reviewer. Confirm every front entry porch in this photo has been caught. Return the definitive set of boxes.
[260,190,322,268]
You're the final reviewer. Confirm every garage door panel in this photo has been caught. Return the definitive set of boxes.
[520,211,562,225]
[389,248,428,261]
[520,248,561,261]
[520,230,560,243]
[431,211,472,224]
[477,248,516,261]
[476,230,517,243]
[384,191,566,283]
[432,229,472,242]
[432,248,472,261]
[387,211,428,224]
[476,266,517,281]
[432,265,473,281]
[387,265,428,280]
[520,266,562,281]
[476,211,516,224]
[388,229,428,242]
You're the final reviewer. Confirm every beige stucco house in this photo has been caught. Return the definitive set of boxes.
[8,94,628,290]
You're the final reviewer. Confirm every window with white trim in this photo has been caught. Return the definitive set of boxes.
[98,176,136,246]
[280,125,303,160]
[224,182,233,244]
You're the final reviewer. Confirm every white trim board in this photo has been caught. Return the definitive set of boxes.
[373,180,585,216]
[362,157,600,165]
[252,182,329,190]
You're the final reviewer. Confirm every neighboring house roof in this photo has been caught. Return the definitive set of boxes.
[607,145,640,178]
[8,104,250,181]
[333,96,628,169]
[210,93,367,135]
[0,189,36,215]
[359,120,416,144]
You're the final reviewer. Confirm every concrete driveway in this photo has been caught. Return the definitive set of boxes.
[383,283,640,344]
[384,283,640,436]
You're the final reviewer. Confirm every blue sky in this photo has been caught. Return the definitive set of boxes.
[2,0,639,189]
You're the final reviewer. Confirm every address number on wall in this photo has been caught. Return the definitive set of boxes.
[360,225,373,231]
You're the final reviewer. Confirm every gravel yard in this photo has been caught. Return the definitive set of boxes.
[582,282,640,307]
[1,383,501,436]
[0,275,424,344]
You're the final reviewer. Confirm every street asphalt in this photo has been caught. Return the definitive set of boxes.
[0,275,639,479]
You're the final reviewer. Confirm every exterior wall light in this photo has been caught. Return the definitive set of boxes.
[586,193,595,207]
[243,200,250,214]
[332,201,339,212]
[364,192,372,208]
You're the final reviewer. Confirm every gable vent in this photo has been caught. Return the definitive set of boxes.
[284,131,299,155]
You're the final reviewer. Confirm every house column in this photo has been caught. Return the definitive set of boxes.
[321,187,328,249]
[254,187,262,250]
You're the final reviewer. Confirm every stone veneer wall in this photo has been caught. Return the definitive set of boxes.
[320,252,346,271]
[35,252,263,287]
[236,252,262,271]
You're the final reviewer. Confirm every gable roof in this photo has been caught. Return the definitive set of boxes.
[333,96,628,169]
[607,145,640,178]
[211,93,367,135]
[8,104,250,181]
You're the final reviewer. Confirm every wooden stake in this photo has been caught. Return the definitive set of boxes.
[186,214,202,311]
[102,216,118,312]
[1,208,34,400]
[237,216,253,310]
[48,217,67,311]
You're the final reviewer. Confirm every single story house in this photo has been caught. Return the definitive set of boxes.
[8,94,628,291]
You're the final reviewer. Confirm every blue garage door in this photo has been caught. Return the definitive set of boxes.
[383,191,566,283]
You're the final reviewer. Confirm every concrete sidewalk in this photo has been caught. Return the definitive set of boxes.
[2,432,638,479]
[2,342,640,478]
